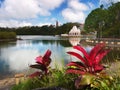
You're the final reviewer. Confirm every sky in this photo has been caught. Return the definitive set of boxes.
[0,0,120,28]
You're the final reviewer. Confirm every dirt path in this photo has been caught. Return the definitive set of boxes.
[0,78,15,90]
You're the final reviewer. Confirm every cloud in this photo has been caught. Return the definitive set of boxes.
[62,8,85,23]
[62,0,89,23]
[37,0,65,16]
[99,0,120,7]
[87,2,95,9]
[68,0,88,11]
[0,0,40,19]
[0,20,32,27]
[0,0,64,27]
[0,0,64,19]
[36,22,52,26]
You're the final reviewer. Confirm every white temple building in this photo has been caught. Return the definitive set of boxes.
[61,26,81,37]
[69,26,81,36]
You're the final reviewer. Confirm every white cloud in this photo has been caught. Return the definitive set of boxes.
[99,0,120,7]
[62,8,85,22]
[0,20,32,27]
[36,22,52,26]
[62,0,89,23]
[0,0,40,19]
[34,0,65,16]
[0,0,64,27]
[68,0,88,11]
[0,0,64,19]
[87,2,95,9]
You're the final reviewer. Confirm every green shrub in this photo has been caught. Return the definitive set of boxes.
[0,31,16,39]
[12,69,77,90]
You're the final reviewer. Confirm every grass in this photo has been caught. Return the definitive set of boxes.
[11,67,120,90]
[12,69,77,90]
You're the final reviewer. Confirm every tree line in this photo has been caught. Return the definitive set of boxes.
[0,22,84,35]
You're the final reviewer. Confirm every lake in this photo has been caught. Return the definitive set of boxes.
[0,36,120,79]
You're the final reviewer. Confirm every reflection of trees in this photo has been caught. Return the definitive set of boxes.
[31,39,90,47]
[32,40,72,47]
[0,42,16,48]
[32,40,57,45]
[42,40,56,45]
[58,40,72,47]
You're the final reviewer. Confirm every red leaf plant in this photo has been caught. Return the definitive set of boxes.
[29,49,51,78]
[66,43,110,75]
[66,43,111,89]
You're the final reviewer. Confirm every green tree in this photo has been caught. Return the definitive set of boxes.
[84,2,120,38]
[84,8,108,38]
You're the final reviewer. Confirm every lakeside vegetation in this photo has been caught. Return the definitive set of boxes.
[12,69,120,90]
[0,31,16,40]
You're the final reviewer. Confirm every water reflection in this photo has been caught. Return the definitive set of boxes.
[0,36,120,79]
[69,37,81,46]
[0,39,70,79]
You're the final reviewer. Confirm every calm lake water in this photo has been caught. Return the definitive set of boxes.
[0,36,120,79]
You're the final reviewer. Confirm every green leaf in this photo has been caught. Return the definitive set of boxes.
[75,73,96,88]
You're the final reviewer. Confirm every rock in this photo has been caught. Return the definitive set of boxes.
[14,73,25,85]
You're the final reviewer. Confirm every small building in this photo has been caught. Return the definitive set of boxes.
[69,26,81,36]
[61,34,68,37]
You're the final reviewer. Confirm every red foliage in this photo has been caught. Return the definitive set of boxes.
[29,49,51,78]
[29,71,41,78]
[66,43,110,74]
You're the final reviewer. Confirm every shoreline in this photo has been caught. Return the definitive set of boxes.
[0,73,26,89]
[0,38,23,42]
[0,77,15,89]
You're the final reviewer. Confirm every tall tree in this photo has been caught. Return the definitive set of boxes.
[84,8,108,38]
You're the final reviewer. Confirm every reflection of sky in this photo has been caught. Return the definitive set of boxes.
[0,39,67,76]
[84,45,93,54]
[0,37,94,78]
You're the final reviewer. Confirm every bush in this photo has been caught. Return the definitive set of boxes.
[12,69,77,90]
[0,31,16,39]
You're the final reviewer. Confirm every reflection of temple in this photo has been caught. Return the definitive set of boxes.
[69,37,81,46]
[69,26,81,36]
